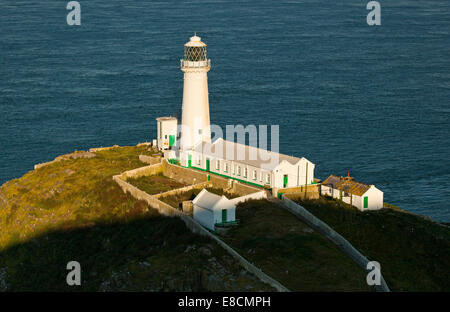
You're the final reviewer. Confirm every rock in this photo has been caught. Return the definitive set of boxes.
[0,267,9,291]
[198,246,212,256]
[184,244,196,253]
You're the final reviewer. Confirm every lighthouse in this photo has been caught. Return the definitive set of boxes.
[179,34,212,152]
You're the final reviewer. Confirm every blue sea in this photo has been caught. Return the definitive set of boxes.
[1,1,449,221]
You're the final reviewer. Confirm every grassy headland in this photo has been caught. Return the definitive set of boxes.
[223,199,373,292]
[0,146,273,291]
[294,196,450,291]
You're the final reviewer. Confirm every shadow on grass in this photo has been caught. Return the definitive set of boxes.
[295,196,450,291]
[0,214,211,291]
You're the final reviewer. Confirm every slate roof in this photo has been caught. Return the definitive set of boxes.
[322,174,371,196]
[192,189,235,211]
[194,138,309,170]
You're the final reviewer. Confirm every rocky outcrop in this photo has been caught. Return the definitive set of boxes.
[34,151,96,170]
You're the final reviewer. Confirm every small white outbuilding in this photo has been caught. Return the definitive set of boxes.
[156,116,177,151]
[321,174,384,211]
[192,189,236,231]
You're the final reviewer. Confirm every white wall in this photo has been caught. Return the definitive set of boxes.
[157,119,177,150]
[362,186,384,210]
[193,204,214,231]
[180,70,211,150]
[273,158,315,188]
[213,206,236,225]
[321,184,383,211]
[342,194,362,210]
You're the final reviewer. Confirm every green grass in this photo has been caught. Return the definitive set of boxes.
[126,174,186,195]
[222,199,373,292]
[0,146,154,250]
[0,146,274,291]
[294,196,450,291]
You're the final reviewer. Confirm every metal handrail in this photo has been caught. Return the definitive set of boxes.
[180,59,211,68]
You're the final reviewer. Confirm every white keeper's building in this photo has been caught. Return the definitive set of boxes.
[321,174,384,211]
[186,138,315,189]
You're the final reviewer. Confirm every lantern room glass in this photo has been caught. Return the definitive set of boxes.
[184,46,207,61]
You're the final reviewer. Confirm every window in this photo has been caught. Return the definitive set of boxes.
[224,162,228,172]
[165,135,167,139]
[266,174,271,184]
[260,171,263,182]
[253,170,257,180]
[198,129,202,135]
[364,196,368,208]
[237,166,241,176]
[244,167,248,178]
[216,160,220,170]
[197,156,201,165]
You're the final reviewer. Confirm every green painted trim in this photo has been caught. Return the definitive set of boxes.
[205,168,264,188]
[215,220,239,226]
[173,162,266,188]
[191,165,206,172]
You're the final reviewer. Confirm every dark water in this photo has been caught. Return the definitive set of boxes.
[1,1,449,221]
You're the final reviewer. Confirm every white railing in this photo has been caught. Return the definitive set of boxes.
[180,59,211,69]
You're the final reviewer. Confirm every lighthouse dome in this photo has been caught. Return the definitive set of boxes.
[185,35,206,47]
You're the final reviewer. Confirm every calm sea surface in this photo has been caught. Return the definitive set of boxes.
[1,1,449,221]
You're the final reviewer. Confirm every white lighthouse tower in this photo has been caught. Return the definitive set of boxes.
[179,34,211,153]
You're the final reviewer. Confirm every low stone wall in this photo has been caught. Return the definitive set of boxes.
[113,174,181,217]
[231,190,268,205]
[208,174,230,190]
[231,181,263,196]
[113,164,289,292]
[139,155,161,165]
[89,145,120,153]
[277,184,320,200]
[34,151,96,170]
[180,215,289,292]
[281,196,390,292]
[154,181,212,199]
[162,161,208,185]
[120,163,163,180]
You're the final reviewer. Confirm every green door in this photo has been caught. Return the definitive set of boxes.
[222,209,227,223]
[364,196,368,208]
[206,159,210,172]
[283,175,288,188]
[169,135,175,147]
[188,155,191,168]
